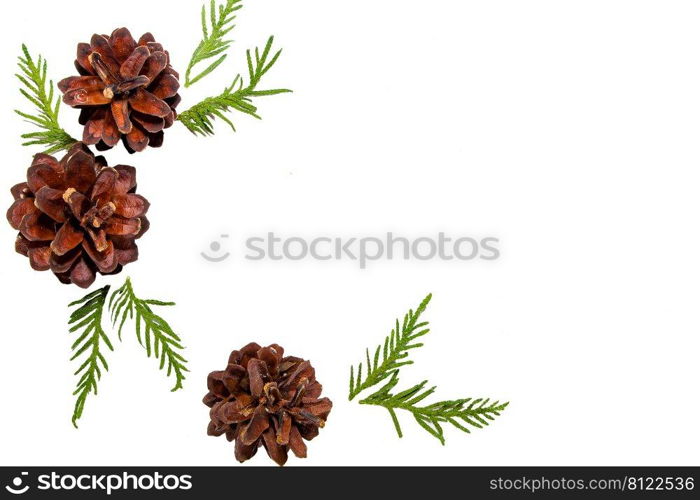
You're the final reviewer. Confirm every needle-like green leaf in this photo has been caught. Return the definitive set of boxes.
[178,36,291,136]
[349,294,432,400]
[15,44,76,154]
[109,277,188,391]
[185,0,243,87]
[349,294,509,444]
[68,286,113,428]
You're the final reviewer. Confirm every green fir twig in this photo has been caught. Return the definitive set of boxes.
[349,294,432,400]
[185,0,243,87]
[178,36,291,136]
[349,294,509,444]
[68,286,113,428]
[109,277,188,391]
[15,44,77,154]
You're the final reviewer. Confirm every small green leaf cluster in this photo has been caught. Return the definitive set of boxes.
[349,294,509,444]
[15,44,76,154]
[110,278,188,391]
[178,36,290,135]
[349,294,431,399]
[185,0,243,87]
[68,278,188,427]
[68,286,113,428]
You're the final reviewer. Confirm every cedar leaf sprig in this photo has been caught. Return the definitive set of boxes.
[109,277,188,391]
[178,36,291,136]
[67,279,188,427]
[349,294,509,444]
[361,374,509,445]
[349,294,432,400]
[68,286,113,428]
[15,44,77,154]
[185,0,243,87]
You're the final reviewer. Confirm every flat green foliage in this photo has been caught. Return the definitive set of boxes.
[15,44,76,154]
[185,0,243,87]
[109,278,188,392]
[349,294,432,400]
[178,36,291,135]
[349,294,509,444]
[361,374,509,445]
[68,286,113,428]
[67,279,188,427]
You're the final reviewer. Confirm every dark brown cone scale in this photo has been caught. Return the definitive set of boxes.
[58,28,181,154]
[203,343,333,466]
[6,143,150,288]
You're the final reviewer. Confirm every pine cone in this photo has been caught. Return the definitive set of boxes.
[203,343,332,466]
[6,143,149,288]
[58,28,181,153]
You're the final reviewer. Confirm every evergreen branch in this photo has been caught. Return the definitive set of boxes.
[68,286,113,428]
[185,0,243,87]
[178,36,291,136]
[349,293,509,443]
[360,374,509,445]
[108,277,188,391]
[15,44,77,154]
[348,294,432,400]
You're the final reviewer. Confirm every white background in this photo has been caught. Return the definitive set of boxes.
[0,0,698,466]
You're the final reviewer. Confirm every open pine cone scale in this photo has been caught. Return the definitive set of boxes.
[59,28,181,153]
[204,343,332,466]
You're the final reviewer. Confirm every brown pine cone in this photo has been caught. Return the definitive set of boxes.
[6,143,149,288]
[203,343,333,466]
[58,28,181,154]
